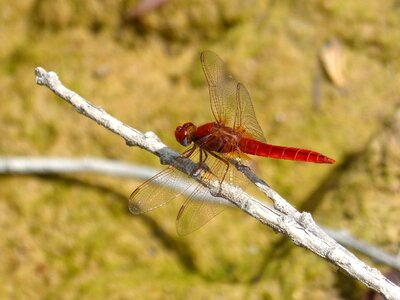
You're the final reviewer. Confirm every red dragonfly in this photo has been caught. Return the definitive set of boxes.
[129,51,335,235]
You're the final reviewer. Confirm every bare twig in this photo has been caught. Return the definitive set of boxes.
[323,227,400,272]
[34,67,400,299]
[0,156,156,178]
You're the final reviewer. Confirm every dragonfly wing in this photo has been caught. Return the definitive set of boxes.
[176,183,227,236]
[236,83,266,142]
[129,166,203,215]
[175,149,229,235]
[201,50,238,127]
[201,51,266,142]
[175,149,251,236]
[129,147,206,214]
[129,166,190,214]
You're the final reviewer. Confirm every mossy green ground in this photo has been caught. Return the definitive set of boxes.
[1,1,399,299]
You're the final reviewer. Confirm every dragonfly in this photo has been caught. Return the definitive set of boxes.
[129,50,335,236]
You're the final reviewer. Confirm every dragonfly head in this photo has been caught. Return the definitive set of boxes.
[175,122,196,146]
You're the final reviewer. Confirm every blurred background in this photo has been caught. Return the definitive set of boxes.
[1,1,400,299]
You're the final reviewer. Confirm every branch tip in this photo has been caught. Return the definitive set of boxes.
[35,67,60,87]
[35,67,47,85]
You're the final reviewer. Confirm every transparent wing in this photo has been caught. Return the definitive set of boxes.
[175,147,252,236]
[201,51,266,141]
[129,166,191,214]
[176,183,227,236]
[236,83,266,142]
[129,148,203,214]
[201,50,238,127]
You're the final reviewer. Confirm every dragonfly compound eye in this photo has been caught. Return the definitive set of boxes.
[175,125,190,146]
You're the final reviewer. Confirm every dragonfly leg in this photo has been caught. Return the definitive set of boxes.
[207,151,230,190]
[182,146,209,176]
[199,149,209,168]
[181,145,197,158]
[194,134,219,174]
[179,144,196,166]
[196,148,212,176]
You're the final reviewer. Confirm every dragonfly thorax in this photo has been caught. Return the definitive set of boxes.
[175,122,197,146]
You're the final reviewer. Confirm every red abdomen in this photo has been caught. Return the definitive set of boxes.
[239,138,335,164]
